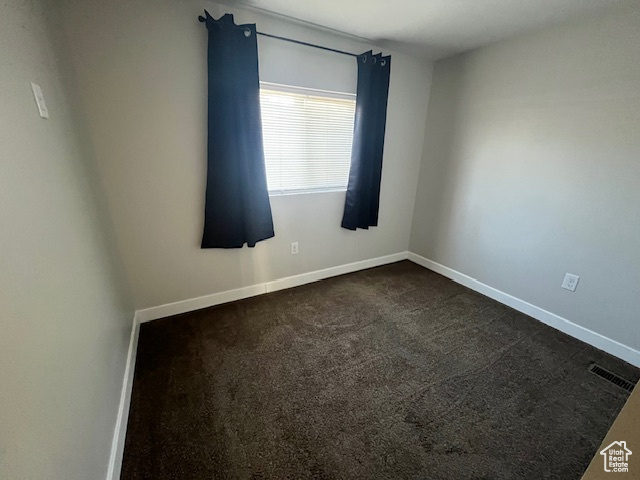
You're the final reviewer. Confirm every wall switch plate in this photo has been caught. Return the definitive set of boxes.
[30,82,49,119]
[561,273,580,292]
[290,242,299,255]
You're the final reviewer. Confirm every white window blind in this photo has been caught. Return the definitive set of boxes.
[260,83,356,195]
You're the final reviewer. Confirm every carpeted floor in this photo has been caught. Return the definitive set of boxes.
[121,261,638,479]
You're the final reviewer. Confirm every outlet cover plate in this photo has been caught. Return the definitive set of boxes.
[561,273,580,292]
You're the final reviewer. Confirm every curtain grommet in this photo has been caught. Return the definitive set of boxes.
[244,28,251,37]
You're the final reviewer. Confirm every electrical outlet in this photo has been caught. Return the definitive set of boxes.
[561,273,580,292]
[290,242,299,255]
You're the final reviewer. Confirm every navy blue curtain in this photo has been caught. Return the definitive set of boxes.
[198,12,274,248]
[342,51,391,230]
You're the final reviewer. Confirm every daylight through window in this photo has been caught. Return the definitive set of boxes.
[260,83,356,195]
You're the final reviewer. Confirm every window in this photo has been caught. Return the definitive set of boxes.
[260,83,356,195]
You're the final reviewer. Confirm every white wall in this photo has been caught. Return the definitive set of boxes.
[0,0,134,479]
[55,0,433,310]
[410,4,640,353]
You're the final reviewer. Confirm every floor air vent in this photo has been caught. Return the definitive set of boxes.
[588,363,636,393]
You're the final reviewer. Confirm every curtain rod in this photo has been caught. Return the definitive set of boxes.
[255,31,358,58]
[197,15,358,58]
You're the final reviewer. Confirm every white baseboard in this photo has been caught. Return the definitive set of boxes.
[265,252,408,293]
[407,252,640,368]
[136,284,266,323]
[106,313,140,480]
[136,252,409,323]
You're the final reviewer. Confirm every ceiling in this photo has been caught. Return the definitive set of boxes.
[229,0,627,59]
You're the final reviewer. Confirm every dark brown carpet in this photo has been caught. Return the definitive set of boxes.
[121,261,638,479]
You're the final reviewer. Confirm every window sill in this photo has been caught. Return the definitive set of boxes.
[268,188,347,197]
